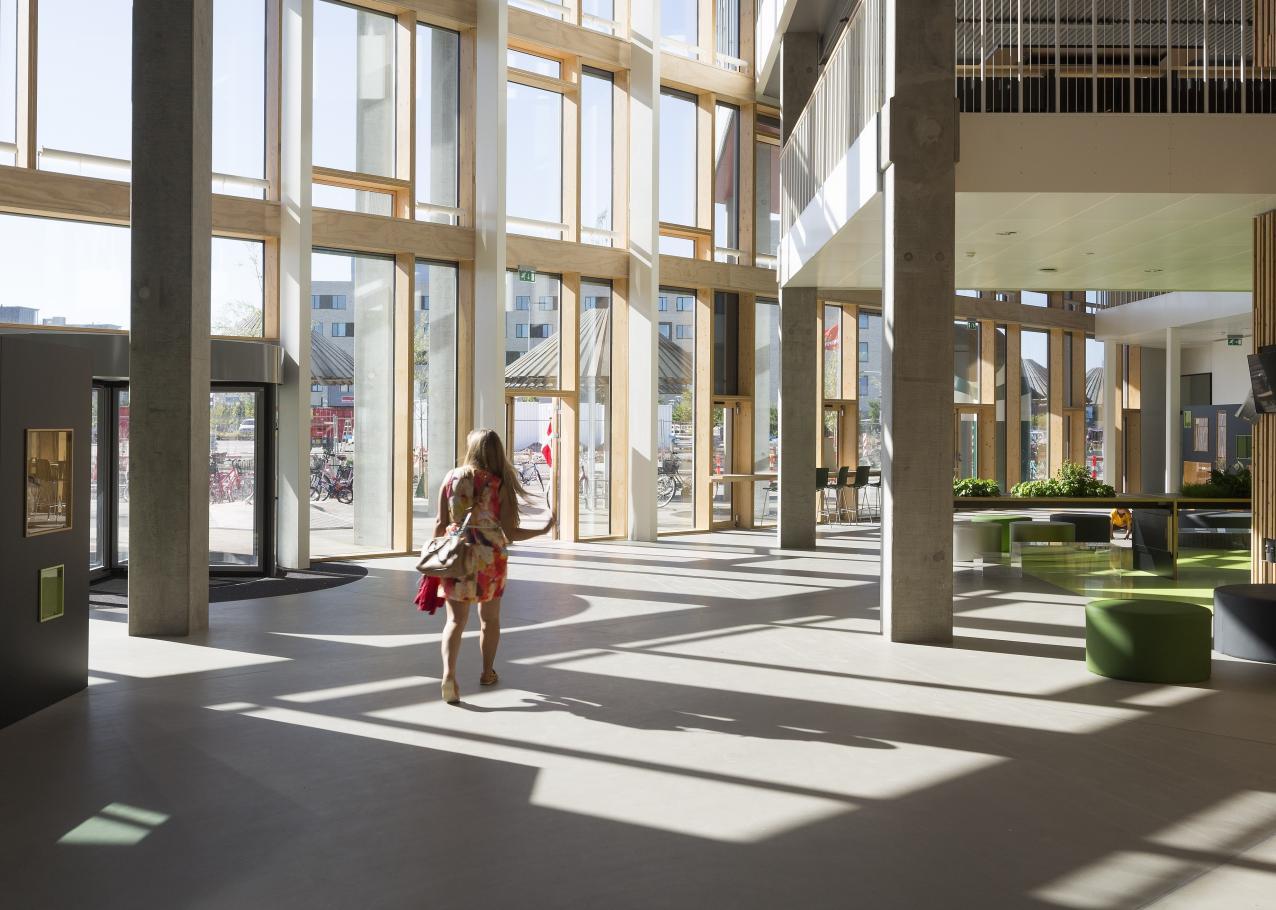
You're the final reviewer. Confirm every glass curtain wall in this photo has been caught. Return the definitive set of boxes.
[506,272,562,528]
[659,287,696,532]
[857,311,883,468]
[713,293,739,526]
[313,0,397,212]
[1085,337,1105,478]
[661,0,698,56]
[716,0,740,60]
[754,300,780,524]
[0,214,129,328]
[310,250,396,558]
[1020,329,1050,481]
[413,261,459,544]
[713,103,740,260]
[754,115,781,265]
[579,280,613,537]
[580,68,614,245]
[416,23,460,222]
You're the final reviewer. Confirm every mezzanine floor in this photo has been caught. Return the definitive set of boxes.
[2,528,1275,909]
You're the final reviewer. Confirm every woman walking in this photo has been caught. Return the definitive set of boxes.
[433,428,555,704]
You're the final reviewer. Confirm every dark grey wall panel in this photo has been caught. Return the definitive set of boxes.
[0,337,92,729]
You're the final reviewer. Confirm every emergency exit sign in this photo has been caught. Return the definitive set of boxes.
[1227,336,1243,346]
[517,266,535,283]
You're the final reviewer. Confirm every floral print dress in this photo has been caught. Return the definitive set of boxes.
[440,467,509,605]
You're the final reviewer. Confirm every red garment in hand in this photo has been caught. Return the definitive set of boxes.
[415,574,444,614]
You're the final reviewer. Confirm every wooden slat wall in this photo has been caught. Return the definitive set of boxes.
[1258,0,1276,70]
[1254,211,1276,582]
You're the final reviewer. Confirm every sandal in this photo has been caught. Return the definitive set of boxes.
[441,678,460,704]
[479,670,499,687]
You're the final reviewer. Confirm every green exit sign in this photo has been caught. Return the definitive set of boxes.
[517,267,535,283]
[1227,336,1243,346]
[966,320,978,330]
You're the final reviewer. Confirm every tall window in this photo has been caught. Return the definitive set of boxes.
[0,0,17,165]
[754,300,780,523]
[659,89,697,227]
[313,0,397,178]
[754,115,781,265]
[661,0,698,57]
[995,325,1007,489]
[713,103,740,260]
[660,286,696,532]
[954,321,980,403]
[413,261,458,543]
[580,279,613,537]
[823,305,842,399]
[310,250,396,558]
[416,24,460,222]
[37,0,133,179]
[580,68,614,244]
[507,81,563,237]
[858,311,883,468]
[1021,329,1050,481]
[1085,337,1105,479]
[715,0,740,61]
[212,0,267,196]
[505,271,561,383]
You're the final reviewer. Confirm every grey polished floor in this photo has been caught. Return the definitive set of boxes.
[3,527,1276,909]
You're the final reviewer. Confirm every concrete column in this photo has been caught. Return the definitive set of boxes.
[879,0,957,644]
[778,286,818,549]
[277,0,313,570]
[128,0,212,636]
[1165,327,1182,494]
[780,32,818,143]
[473,0,507,433]
[1102,340,1119,489]
[627,0,660,541]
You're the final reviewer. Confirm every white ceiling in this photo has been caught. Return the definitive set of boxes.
[791,191,1276,293]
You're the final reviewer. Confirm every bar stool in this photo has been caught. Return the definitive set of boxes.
[816,467,834,523]
[849,465,872,522]
[831,466,851,523]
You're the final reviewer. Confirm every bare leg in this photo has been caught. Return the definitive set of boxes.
[441,600,470,689]
[479,598,502,683]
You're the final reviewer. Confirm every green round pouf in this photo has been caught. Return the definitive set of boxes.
[969,514,1033,552]
[1085,599,1212,684]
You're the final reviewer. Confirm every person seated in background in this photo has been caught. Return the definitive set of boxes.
[1110,506,1132,540]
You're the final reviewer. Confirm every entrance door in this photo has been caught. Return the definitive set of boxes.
[507,396,561,537]
[712,400,741,527]
[954,407,980,479]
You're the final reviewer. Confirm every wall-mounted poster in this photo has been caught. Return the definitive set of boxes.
[25,429,73,536]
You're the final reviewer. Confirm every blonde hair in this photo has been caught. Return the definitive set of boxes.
[461,428,527,511]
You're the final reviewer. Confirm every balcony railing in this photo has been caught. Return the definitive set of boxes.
[956,0,1276,114]
[780,1,1276,239]
[779,0,885,237]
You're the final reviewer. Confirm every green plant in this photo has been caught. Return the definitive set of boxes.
[953,477,1000,497]
[1010,461,1115,498]
[1182,467,1252,498]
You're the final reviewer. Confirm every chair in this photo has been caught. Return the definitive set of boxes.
[815,468,833,523]
[761,481,778,523]
[849,465,872,522]
[831,466,850,522]
[866,469,882,519]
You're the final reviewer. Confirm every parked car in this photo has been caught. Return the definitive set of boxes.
[238,418,256,438]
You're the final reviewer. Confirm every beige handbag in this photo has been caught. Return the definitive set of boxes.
[415,505,476,578]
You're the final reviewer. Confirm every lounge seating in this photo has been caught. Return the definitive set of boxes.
[1049,512,1111,543]
[1213,585,1276,663]
[968,514,1033,552]
[953,522,1002,566]
[1009,520,1076,548]
[1085,599,1212,683]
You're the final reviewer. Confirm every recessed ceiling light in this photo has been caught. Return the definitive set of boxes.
[964,251,976,258]
[1039,267,1058,273]
[996,230,1018,236]
[1144,267,1163,273]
